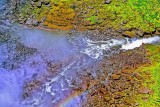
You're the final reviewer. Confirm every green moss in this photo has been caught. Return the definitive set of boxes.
[19,1,50,22]
[19,0,160,32]
[136,44,160,107]
[74,0,160,32]
[86,16,96,24]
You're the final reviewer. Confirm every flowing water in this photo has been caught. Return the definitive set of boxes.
[0,1,160,107]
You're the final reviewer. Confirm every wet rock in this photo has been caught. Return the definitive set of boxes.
[0,32,10,43]
[25,18,33,25]
[18,18,26,24]
[25,18,39,26]
[24,80,42,98]
[123,31,136,38]
[111,74,121,80]
[32,19,39,26]
[138,87,152,94]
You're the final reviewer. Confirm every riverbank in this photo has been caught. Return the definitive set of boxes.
[14,0,160,38]
[0,0,160,107]
[79,44,160,107]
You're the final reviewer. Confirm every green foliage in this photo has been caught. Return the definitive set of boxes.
[136,44,160,107]
[19,0,160,32]
[19,1,50,22]
[75,0,160,32]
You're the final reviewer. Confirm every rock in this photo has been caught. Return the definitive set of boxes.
[25,18,32,25]
[0,32,10,43]
[100,88,107,95]
[104,96,110,101]
[43,0,50,5]
[25,18,39,26]
[121,69,130,74]
[136,30,144,37]
[123,31,136,38]
[157,28,160,32]
[111,74,121,80]
[32,0,39,2]
[30,1,35,6]
[154,30,160,35]
[135,102,139,106]
[105,0,111,4]
[134,73,142,80]
[19,19,26,24]
[113,92,125,99]
[32,19,39,26]
[143,34,152,37]
[138,87,152,94]
[37,2,42,8]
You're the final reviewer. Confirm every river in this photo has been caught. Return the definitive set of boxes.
[0,1,160,107]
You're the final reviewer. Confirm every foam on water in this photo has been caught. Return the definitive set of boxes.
[0,22,160,107]
[79,36,160,59]
[122,36,160,50]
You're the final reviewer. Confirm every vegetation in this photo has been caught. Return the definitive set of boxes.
[19,0,160,32]
[135,44,160,107]
[73,0,160,32]
[43,0,76,30]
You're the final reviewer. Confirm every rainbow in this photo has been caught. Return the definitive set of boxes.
[55,90,87,107]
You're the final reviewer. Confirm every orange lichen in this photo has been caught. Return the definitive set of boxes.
[43,1,76,30]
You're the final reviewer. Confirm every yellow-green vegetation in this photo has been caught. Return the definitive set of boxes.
[19,0,76,30]
[136,44,160,107]
[43,0,76,30]
[19,1,50,22]
[19,0,160,32]
[73,0,160,32]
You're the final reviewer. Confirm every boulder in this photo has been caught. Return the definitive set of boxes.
[123,31,136,38]
[105,0,111,4]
